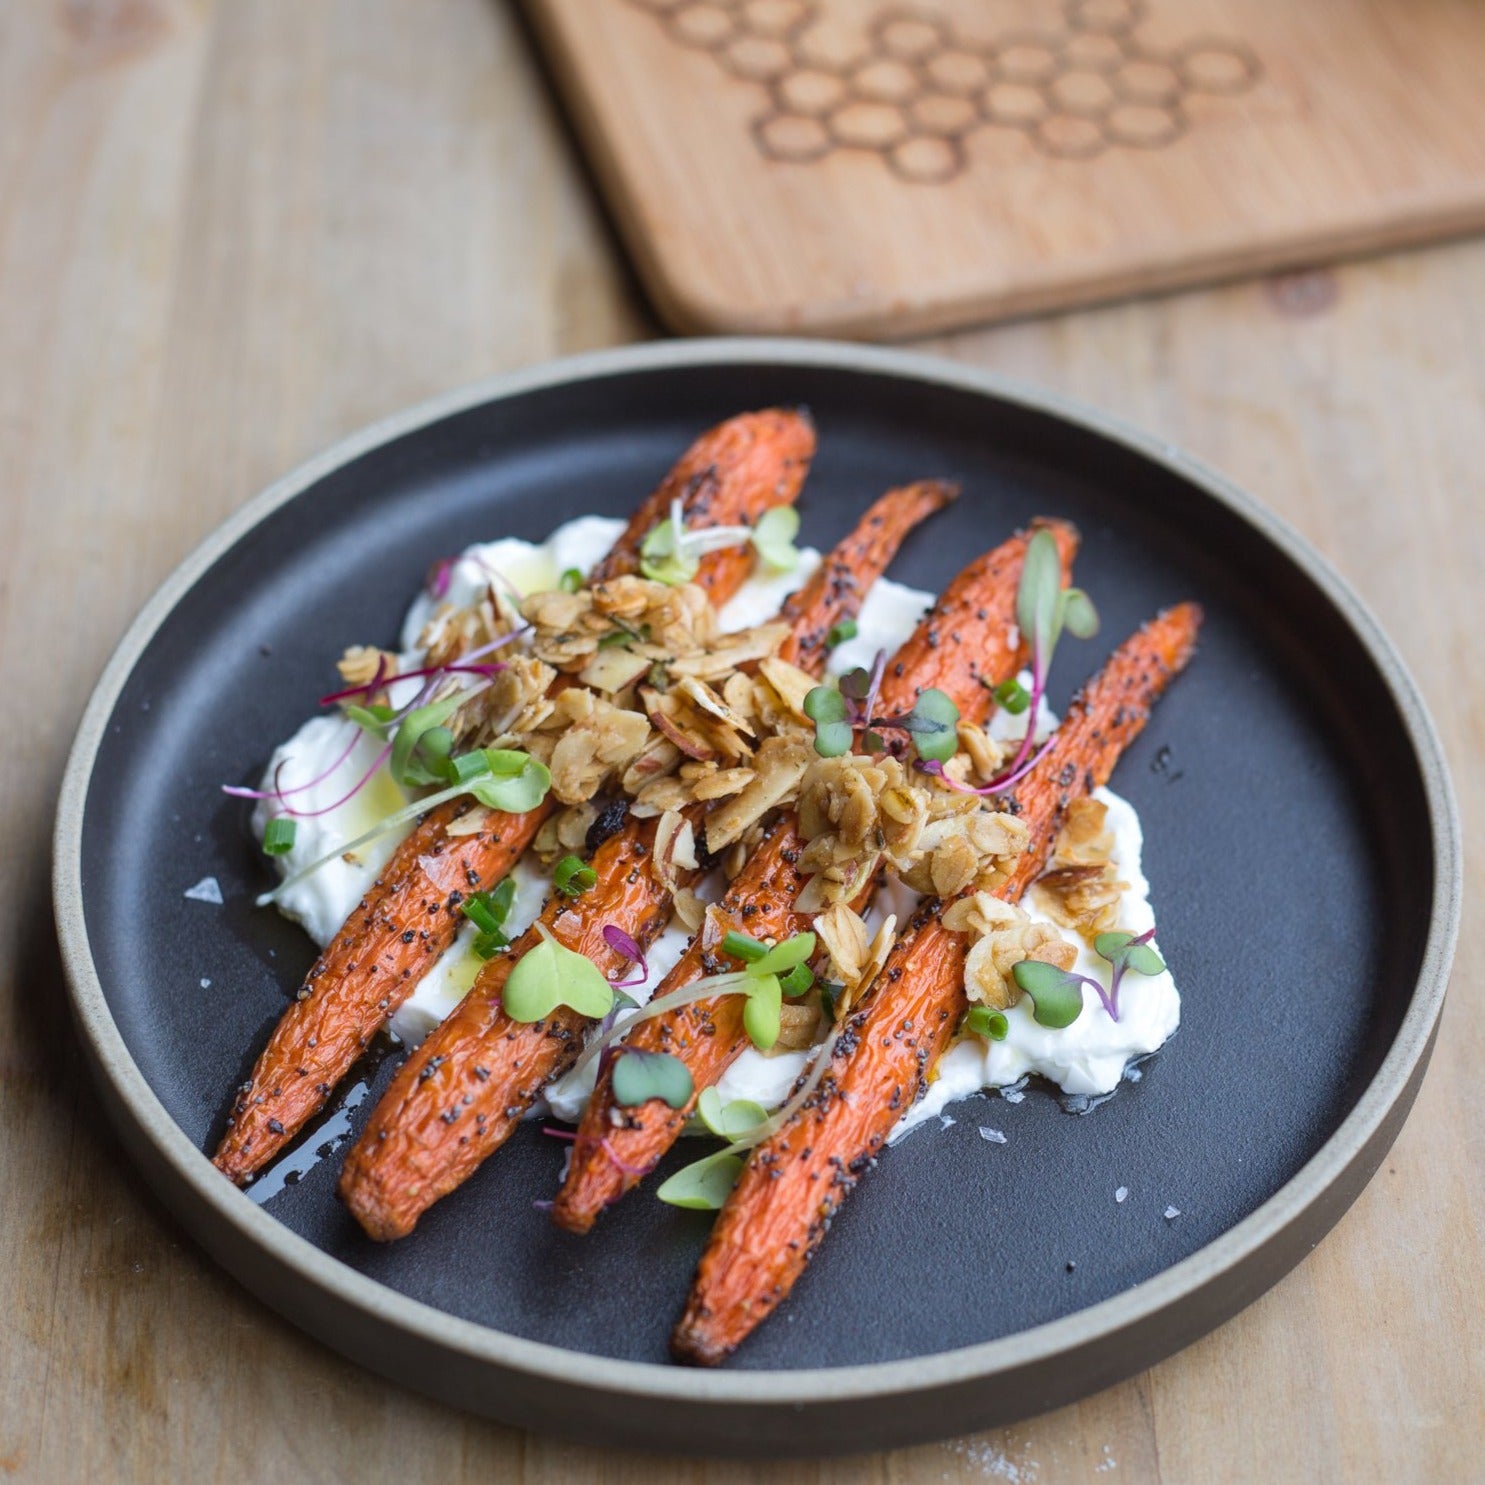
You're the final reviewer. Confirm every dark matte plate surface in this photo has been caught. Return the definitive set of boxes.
[55,341,1458,1455]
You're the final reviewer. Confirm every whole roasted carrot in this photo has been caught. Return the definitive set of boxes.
[337,484,955,1239]
[671,602,1203,1365]
[213,409,816,1184]
[550,521,1080,1233]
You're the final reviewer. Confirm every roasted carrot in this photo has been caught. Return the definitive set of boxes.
[671,602,1203,1365]
[337,484,954,1239]
[213,410,816,1184]
[550,520,1080,1233]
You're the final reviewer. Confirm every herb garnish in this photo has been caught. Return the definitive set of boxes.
[1011,928,1165,1027]
[962,1005,1009,1041]
[803,649,960,764]
[825,617,858,649]
[261,817,297,855]
[655,1030,841,1210]
[503,924,615,1021]
[638,499,802,585]
[918,528,1098,795]
[550,930,820,1093]
[553,854,597,898]
[460,877,517,958]
[255,747,551,907]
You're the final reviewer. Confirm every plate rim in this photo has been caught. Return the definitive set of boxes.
[53,336,1462,1412]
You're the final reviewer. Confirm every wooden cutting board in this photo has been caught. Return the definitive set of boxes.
[523,0,1485,337]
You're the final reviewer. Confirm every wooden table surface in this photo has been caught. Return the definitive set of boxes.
[3,2,1480,1480]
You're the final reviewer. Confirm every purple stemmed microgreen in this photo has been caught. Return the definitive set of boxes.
[255,747,551,907]
[918,527,1097,795]
[1011,927,1166,1028]
[602,924,650,989]
[803,650,960,764]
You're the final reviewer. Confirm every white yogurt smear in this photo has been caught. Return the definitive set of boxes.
[253,517,1181,1131]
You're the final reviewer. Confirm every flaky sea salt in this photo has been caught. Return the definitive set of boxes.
[184,876,223,905]
[1164,1205,1181,1220]
[978,1127,1007,1144]
[1115,1186,1129,1203]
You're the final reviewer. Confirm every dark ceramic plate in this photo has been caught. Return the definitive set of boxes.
[55,341,1459,1457]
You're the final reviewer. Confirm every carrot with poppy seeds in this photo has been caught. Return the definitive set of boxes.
[550,519,1080,1233]
[337,481,956,1239]
[212,408,816,1185]
[670,601,1203,1365]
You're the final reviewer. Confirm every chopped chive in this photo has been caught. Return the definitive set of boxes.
[826,618,858,648]
[472,929,509,960]
[447,750,494,786]
[559,568,583,593]
[780,961,814,996]
[489,876,516,920]
[554,854,597,898]
[262,817,297,855]
[994,677,1031,715]
[720,931,769,964]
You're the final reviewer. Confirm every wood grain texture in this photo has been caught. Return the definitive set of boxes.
[1,1,1480,1481]
[524,0,1485,337]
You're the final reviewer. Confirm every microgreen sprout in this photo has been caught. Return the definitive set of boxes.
[553,854,597,898]
[655,1029,841,1210]
[639,499,802,585]
[919,528,1098,797]
[803,649,960,763]
[254,748,551,907]
[1010,927,1165,1027]
[559,931,819,1089]
[611,1049,694,1110]
[601,924,649,989]
[503,923,615,1022]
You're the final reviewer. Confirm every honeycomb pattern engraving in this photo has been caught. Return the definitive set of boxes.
[624,0,1260,181]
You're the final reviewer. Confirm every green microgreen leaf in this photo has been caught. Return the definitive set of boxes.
[993,678,1031,715]
[656,1149,744,1210]
[553,854,597,898]
[814,720,854,757]
[262,817,297,855]
[345,702,397,736]
[861,728,886,753]
[741,974,782,1051]
[638,517,700,586]
[1017,527,1065,660]
[696,1086,770,1141]
[503,932,614,1023]
[1011,959,1086,1029]
[963,1005,1009,1041]
[720,931,769,964]
[750,506,801,571]
[1059,587,1100,640]
[390,693,466,788]
[826,617,858,648]
[611,1049,694,1110]
[903,687,961,763]
[464,749,551,813]
[559,567,583,593]
[750,932,816,977]
[803,685,848,723]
